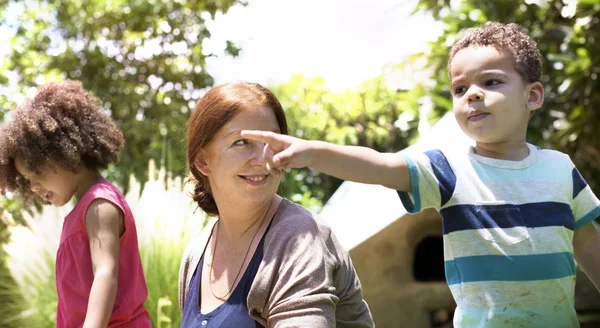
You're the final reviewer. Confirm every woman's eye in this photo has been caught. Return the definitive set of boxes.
[485,79,501,86]
[233,139,249,146]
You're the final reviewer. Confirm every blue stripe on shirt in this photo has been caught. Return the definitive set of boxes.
[398,153,421,213]
[445,252,576,285]
[575,206,600,230]
[441,202,575,234]
[572,167,588,199]
[424,150,456,207]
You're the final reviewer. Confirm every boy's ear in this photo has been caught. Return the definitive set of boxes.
[526,81,545,112]
[193,152,210,176]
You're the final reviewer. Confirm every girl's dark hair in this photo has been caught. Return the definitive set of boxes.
[0,80,124,199]
[449,21,543,83]
[187,82,288,216]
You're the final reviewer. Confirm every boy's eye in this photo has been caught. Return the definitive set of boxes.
[453,86,466,95]
[485,79,501,86]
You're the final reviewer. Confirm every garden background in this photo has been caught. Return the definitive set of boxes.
[1,0,599,326]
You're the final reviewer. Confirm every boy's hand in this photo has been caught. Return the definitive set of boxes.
[243,129,411,192]
[241,130,314,170]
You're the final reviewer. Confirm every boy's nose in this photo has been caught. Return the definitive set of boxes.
[467,91,483,102]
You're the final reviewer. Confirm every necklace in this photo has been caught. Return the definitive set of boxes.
[208,206,269,300]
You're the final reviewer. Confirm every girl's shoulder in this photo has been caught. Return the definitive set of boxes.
[83,178,125,201]
[64,179,130,236]
[75,178,129,214]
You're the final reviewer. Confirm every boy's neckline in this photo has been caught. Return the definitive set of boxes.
[468,143,538,169]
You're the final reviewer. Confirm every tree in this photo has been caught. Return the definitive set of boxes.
[272,71,425,210]
[0,0,242,191]
[415,0,600,192]
[0,3,242,318]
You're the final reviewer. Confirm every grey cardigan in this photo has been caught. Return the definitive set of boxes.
[178,198,374,327]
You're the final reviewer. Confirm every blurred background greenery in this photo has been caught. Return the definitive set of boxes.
[1,0,600,326]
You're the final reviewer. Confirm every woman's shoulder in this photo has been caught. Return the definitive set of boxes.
[178,220,216,311]
[263,198,342,259]
[269,198,334,237]
[182,220,216,260]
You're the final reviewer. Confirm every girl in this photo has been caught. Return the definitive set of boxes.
[0,80,152,327]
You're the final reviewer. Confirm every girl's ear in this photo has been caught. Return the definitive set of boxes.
[194,151,210,176]
[526,81,545,112]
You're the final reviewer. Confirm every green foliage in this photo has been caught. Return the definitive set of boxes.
[0,197,27,226]
[0,0,241,191]
[415,0,600,192]
[0,198,29,327]
[19,252,58,328]
[4,231,58,328]
[142,232,189,327]
[273,72,424,210]
[0,247,27,328]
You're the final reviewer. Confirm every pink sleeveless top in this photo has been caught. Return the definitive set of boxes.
[56,179,151,328]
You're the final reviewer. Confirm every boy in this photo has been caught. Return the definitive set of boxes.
[241,22,600,327]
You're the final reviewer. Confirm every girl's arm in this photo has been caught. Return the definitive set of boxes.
[83,199,124,328]
[240,130,412,192]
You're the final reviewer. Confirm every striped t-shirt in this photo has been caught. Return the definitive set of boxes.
[398,143,600,327]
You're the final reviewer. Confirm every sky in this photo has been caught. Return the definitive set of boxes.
[0,0,442,95]
[202,0,442,91]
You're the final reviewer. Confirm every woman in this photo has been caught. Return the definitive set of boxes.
[178,82,374,327]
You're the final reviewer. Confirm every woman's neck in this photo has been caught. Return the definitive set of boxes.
[216,195,281,244]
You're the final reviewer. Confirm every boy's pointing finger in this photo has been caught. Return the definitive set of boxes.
[241,130,281,144]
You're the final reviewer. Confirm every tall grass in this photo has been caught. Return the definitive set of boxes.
[4,203,65,327]
[3,161,207,326]
[0,254,28,328]
[131,162,208,327]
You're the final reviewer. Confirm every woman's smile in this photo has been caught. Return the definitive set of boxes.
[240,174,268,186]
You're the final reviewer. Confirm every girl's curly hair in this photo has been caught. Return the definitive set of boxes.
[0,80,124,200]
[448,21,543,83]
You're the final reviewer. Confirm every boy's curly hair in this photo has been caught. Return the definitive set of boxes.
[448,21,543,83]
[0,80,124,199]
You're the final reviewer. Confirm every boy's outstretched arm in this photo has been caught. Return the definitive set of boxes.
[573,221,600,291]
[241,130,412,192]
